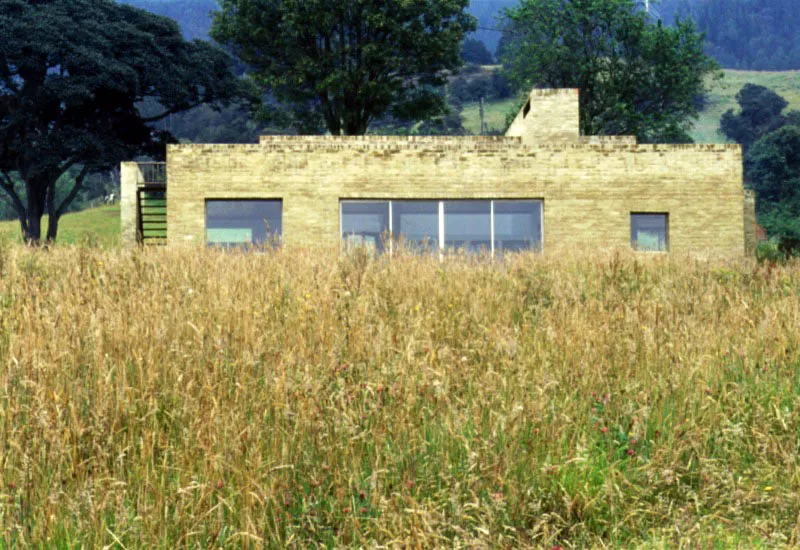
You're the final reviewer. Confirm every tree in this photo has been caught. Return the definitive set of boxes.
[211,0,476,136]
[720,84,799,153]
[745,125,800,244]
[0,0,246,243]
[461,38,494,65]
[499,0,719,142]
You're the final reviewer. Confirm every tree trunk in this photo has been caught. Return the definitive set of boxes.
[23,180,46,245]
[45,182,59,243]
[25,210,42,244]
[46,214,60,242]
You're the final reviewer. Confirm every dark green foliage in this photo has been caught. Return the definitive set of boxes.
[120,0,218,40]
[658,0,800,70]
[461,38,494,65]
[0,0,246,243]
[211,0,476,136]
[720,84,799,153]
[745,125,800,245]
[691,0,800,70]
[449,69,512,104]
[499,0,718,142]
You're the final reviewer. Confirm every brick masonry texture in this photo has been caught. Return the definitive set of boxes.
[123,88,755,255]
[165,140,747,255]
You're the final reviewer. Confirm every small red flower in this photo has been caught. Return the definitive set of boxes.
[359,491,366,500]
[343,507,351,514]
[600,426,609,434]
[627,449,635,457]
[215,480,224,490]
[361,506,368,514]
[406,481,414,489]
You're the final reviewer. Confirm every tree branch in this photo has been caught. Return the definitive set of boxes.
[141,103,203,123]
[0,170,28,233]
[54,166,90,219]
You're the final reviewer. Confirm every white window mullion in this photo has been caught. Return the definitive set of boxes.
[490,200,496,258]
[539,201,545,252]
[388,200,393,256]
[438,201,445,260]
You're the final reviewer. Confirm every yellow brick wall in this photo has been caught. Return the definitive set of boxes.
[166,137,746,255]
[744,189,757,256]
[506,89,581,145]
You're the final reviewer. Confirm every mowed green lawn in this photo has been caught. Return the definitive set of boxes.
[0,204,120,247]
[462,69,800,143]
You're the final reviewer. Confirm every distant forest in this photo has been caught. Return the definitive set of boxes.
[120,0,800,71]
[660,0,800,70]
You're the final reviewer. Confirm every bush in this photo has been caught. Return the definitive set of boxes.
[755,240,786,264]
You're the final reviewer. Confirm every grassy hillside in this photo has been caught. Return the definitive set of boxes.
[462,70,800,143]
[0,245,798,546]
[0,204,120,247]
[693,70,800,142]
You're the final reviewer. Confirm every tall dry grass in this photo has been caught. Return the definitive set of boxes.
[0,242,799,547]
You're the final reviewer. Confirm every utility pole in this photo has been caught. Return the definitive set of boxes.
[479,96,487,135]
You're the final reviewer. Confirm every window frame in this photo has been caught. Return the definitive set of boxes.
[630,212,669,252]
[339,199,544,256]
[205,198,283,248]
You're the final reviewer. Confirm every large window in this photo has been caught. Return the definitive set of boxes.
[206,200,282,246]
[392,201,440,251]
[341,201,390,251]
[444,200,491,252]
[631,213,668,251]
[340,200,543,254]
[494,200,543,253]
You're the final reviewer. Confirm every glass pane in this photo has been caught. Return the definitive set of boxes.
[444,200,491,252]
[392,201,439,251]
[494,200,542,252]
[631,213,668,251]
[341,201,390,252]
[206,200,282,246]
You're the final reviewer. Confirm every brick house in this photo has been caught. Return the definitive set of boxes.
[121,88,757,255]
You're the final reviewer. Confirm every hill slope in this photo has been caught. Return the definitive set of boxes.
[462,69,800,143]
[0,205,120,247]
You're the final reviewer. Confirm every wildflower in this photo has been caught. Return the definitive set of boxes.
[406,481,414,489]
[626,449,635,457]
[343,507,351,514]
[765,486,773,492]
[359,490,366,500]
[215,480,224,490]
[600,426,609,434]
[361,507,368,514]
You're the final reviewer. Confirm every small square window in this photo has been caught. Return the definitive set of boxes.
[631,213,668,251]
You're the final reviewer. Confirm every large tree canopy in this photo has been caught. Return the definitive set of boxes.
[720,84,800,154]
[211,0,476,136]
[0,0,245,243]
[499,0,718,142]
[745,125,800,242]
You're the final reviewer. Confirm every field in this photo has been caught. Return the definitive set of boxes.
[0,204,120,247]
[462,69,800,143]
[0,243,799,547]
